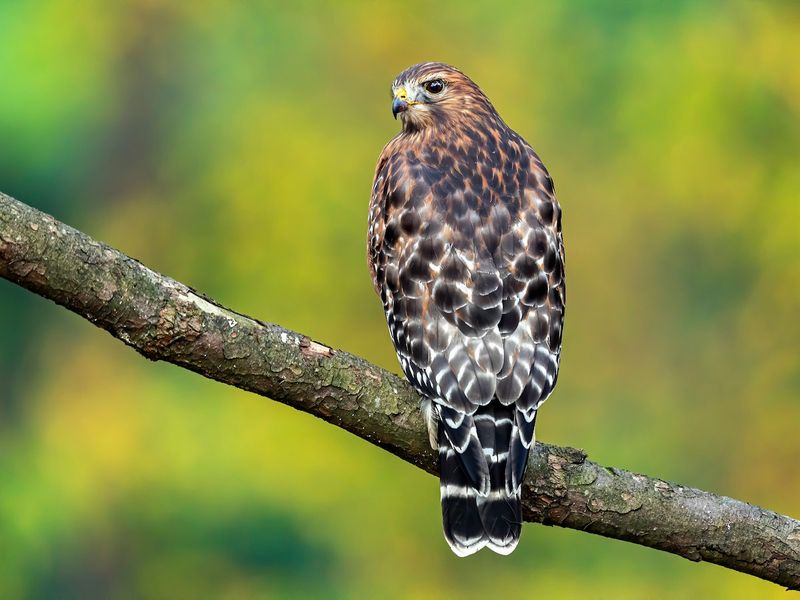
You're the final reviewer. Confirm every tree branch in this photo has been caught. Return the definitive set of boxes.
[1,191,798,589]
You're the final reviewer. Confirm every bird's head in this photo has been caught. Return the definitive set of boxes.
[390,62,494,132]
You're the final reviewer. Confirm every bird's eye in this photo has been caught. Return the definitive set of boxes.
[423,79,445,94]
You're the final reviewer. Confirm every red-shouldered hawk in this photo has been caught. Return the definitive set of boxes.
[368,63,565,556]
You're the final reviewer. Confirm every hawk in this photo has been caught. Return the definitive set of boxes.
[368,63,565,556]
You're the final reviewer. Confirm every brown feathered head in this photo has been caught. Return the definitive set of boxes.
[390,62,496,132]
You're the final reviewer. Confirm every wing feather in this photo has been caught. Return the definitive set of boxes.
[369,140,565,417]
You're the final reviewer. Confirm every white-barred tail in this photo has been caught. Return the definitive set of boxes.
[437,402,536,556]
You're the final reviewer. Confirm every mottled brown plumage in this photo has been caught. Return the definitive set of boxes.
[368,62,565,556]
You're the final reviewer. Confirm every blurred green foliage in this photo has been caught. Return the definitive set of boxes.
[0,1,798,598]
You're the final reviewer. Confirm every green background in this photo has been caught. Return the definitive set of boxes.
[1,1,798,598]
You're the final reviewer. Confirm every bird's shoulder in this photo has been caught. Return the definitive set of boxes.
[368,125,563,294]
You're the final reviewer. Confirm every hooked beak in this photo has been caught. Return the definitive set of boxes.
[392,96,408,119]
[392,86,414,119]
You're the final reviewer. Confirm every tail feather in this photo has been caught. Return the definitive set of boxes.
[439,434,486,556]
[507,408,537,494]
[438,402,535,556]
[478,492,521,554]
[477,403,521,552]
[438,405,490,495]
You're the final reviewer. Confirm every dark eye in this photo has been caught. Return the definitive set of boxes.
[423,79,445,94]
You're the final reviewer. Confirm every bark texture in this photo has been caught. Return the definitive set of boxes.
[1,191,799,589]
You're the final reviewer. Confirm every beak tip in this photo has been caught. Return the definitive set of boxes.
[391,97,408,119]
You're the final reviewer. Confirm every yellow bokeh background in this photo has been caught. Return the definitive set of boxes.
[1,1,798,598]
